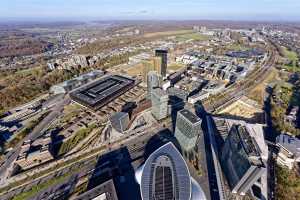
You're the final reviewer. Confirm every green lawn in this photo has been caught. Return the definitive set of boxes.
[282,47,300,72]
[57,123,97,156]
[176,33,210,42]
[283,47,298,61]
[12,174,70,200]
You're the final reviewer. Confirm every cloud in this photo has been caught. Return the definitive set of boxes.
[121,10,149,15]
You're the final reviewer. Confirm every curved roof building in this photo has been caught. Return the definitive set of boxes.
[136,142,206,200]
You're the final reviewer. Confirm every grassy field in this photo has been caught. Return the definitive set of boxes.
[168,63,185,71]
[13,173,70,200]
[247,67,279,104]
[57,123,97,156]
[282,47,300,72]
[124,63,144,77]
[283,47,298,61]
[228,43,250,51]
[61,103,83,123]
[144,29,194,38]
[175,33,210,42]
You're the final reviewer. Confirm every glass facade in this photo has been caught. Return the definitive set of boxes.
[155,49,168,77]
[220,124,264,194]
[151,88,168,120]
[141,143,191,200]
[175,109,202,151]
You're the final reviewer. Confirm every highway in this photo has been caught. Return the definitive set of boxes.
[0,122,164,197]
[0,95,70,184]
[0,39,279,198]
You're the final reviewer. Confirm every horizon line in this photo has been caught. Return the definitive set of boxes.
[0,18,300,24]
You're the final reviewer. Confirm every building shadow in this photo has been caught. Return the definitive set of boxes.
[169,95,185,131]
[213,112,264,124]
[50,127,65,158]
[0,119,23,146]
[194,104,221,200]
[86,147,141,200]
[144,128,181,159]
[121,102,137,119]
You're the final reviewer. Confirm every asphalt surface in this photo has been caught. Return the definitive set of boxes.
[0,95,70,184]
[0,40,278,197]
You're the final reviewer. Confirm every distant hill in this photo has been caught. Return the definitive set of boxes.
[0,38,51,58]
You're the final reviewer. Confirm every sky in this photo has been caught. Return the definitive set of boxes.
[1,0,300,21]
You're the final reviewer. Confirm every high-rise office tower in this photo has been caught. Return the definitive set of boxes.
[220,124,265,195]
[151,88,169,120]
[155,49,168,77]
[153,56,162,74]
[142,57,162,83]
[147,71,162,98]
[141,142,191,200]
[174,109,202,152]
[142,60,153,83]
[138,142,207,200]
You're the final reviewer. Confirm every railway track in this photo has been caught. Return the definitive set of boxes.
[203,44,278,113]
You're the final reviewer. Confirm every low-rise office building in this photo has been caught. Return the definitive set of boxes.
[109,112,130,133]
[50,70,104,95]
[276,134,300,169]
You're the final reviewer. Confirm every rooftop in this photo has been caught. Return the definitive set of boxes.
[137,142,206,200]
[277,134,300,158]
[75,179,118,200]
[70,75,136,110]
[179,109,201,124]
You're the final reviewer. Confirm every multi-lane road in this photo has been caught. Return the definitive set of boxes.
[0,38,280,199]
[0,123,164,199]
[0,95,70,184]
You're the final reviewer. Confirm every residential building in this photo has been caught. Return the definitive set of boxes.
[153,56,162,74]
[142,57,162,83]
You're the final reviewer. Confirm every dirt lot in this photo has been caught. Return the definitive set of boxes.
[247,67,279,104]
[217,96,263,122]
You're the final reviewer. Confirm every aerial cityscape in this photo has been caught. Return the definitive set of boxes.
[0,1,300,200]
